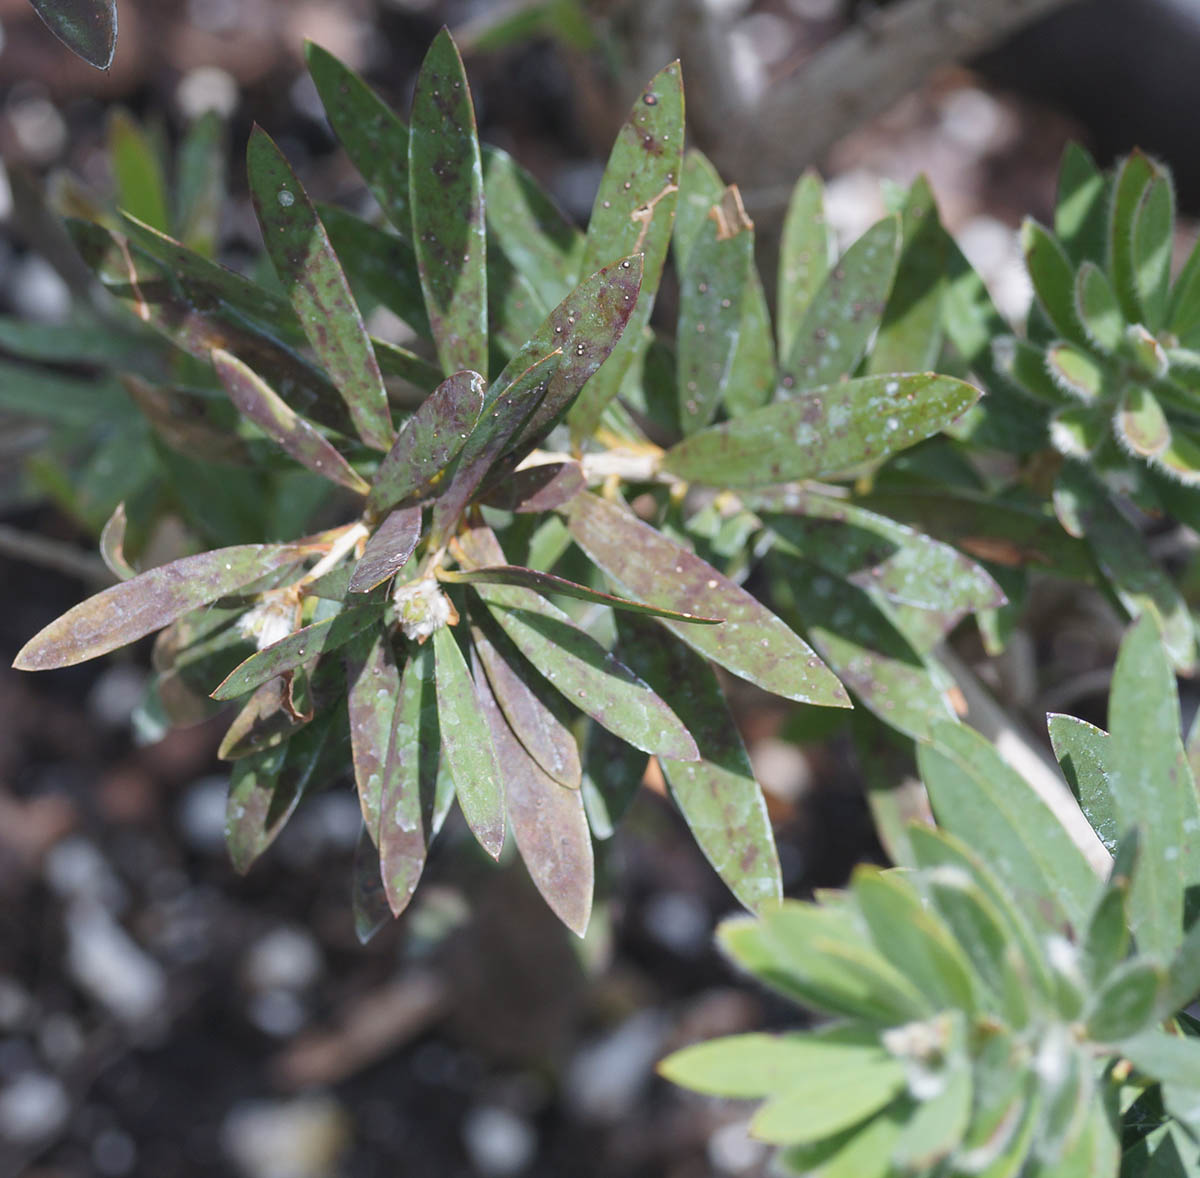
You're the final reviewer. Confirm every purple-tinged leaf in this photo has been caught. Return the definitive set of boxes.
[468,603,581,789]
[762,492,1005,612]
[225,714,334,874]
[493,256,643,462]
[212,605,383,701]
[29,0,116,69]
[568,62,684,444]
[368,370,484,517]
[248,126,394,451]
[352,825,392,944]
[219,672,313,760]
[473,646,593,935]
[211,348,370,494]
[13,543,310,671]
[780,217,900,393]
[409,30,487,376]
[457,523,698,761]
[481,461,584,514]
[99,501,135,581]
[616,614,781,913]
[346,627,400,836]
[350,507,422,594]
[441,565,721,624]
[566,493,848,708]
[677,186,754,434]
[379,644,435,915]
[306,43,412,239]
[431,625,505,859]
[372,338,444,392]
[429,352,561,547]
[662,374,979,487]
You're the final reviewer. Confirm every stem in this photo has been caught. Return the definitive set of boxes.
[300,522,369,587]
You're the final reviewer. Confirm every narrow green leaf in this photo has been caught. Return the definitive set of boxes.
[662,373,979,487]
[431,625,505,859]
[440,565,721,624]
[175,111,226,257]
[892,1054,972,1171]
[1109,151,1158,324]
[306,42,412,238]
[212,605,382,701]
[660,1027,887,1099]
[211,349,370,493]
[1087,960,1164,1042]
[1055,142,1109,267]
[473,646,593,935]
[567,492,848,707]
[368,370,484,517]
[379,644,434,914]
[615,613,781,912]
[428,353,560,547]
[483,146,581,310]
[0,356,131,427]
[674,149,724,265]
[1169,230,1200,345]
[1074,262,1126,353]
[780,217,900,392]
[676,186,753,434]
[345,626,399,835]
[14,543,309,671]
[108,109,169,232]
[1047,713,1118,853]
[1120,1031,1200,1090]
[409,30,487,376]
[1022,219,1088,347]
[1046,342,1105,401]
[1080,833,1135,986]
[777,169,831,360]
[1133,172,1175,331]
[724,265,777,418]
[918,720,1098,932]
[765,493,1004,612]
[568,61,683,444]
[247,127,394,450]
[29,0,116,69]
[468,603,581,789]
[349,506,421,594]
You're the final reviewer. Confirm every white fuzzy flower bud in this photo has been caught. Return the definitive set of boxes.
[393,576,454,642]
[236,595,297,650]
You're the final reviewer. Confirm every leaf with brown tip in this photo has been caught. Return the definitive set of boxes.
[99,501,135,581]
[212,349,370,493]
[14,543,309,671]
[566,493,848,708]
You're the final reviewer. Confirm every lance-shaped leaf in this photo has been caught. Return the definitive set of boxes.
[662,374,978,487]
[724,265,776,419]
[777,170,831,360]
[770,554,956,742]
[676,186,753,434]
[1075,263,1125,353]
[349,507,422,594]
[306,43,411,238]
[176,110,226,258]
[918,720,1098,933]
[567,492,848,708]
[483,146,581,310]
[378,644,435,915]
[247,126,393,451]
[211,349,369,494]
[219,672,313,760]
[431,625,505,859]
[14,543,310,671]
[568,62,684,444]
[99,502,135,581]
[429,353,561,546]
[473,647,593,935]
[764,492,1004,613]
[439,565,721,624]
[780,216,900,392]
[225,713,336,874]
[674,149,723,264]
[469,603,580,789]
[493,255,644,461]
[345,626,401,835]
[108,110,169,232]
[1109,151,1158,325]
[1057,463,1195,672]
[409,31,487,376]
[1047,713,1118,854]
[867,177,947,374]
[1132,171,1174,332]
[1022,219,1088,347]
[480,461,584,514]
[616,614,781,912]
[212,605,383,700]
[1055,142,1109,266]
[29,0,116,69]
[368,370,484,517]
[1108,614,1197,960]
